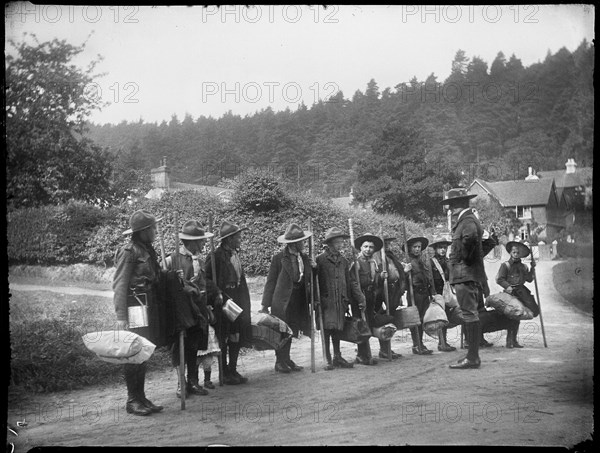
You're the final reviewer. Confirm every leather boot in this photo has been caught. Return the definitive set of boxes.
[283,340,303,371]
[204,370,215,389]
[187,378,209,396]
[450,322,480,369]
[438,328,456,352]
[124,364,151,416]
[512,323,524,348]
[275,348,291,373]
[228,342,248,382]
[137,362,163,413]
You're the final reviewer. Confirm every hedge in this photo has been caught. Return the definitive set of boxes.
[556,241,594,259]
[7,183,439,275]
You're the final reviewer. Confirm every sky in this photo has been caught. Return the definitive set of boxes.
[5,3,595,125]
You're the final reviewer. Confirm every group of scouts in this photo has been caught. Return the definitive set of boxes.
[113,186,537,416]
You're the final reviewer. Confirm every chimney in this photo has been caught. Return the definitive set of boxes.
[525,166,539,181]
[565,158,577,174]
[151,156,171,189]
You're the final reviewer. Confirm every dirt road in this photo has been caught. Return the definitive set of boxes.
[6,259,593,447]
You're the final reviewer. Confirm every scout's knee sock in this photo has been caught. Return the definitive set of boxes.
[137,361,147,400]
[357,340,371,359]
[124,364,138,402]
[332,334,341,357]
[229,342,240,373]
[204,370,211,383]
[379,339,389,352]
[185,346,198,384]
[466,322,481,362]
[324,331,332,363]
[410,327,420,347]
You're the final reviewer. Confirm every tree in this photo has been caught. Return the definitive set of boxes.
[6,35,112,208]
[353,120,461,222]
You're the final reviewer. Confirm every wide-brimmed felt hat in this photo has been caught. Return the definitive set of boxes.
[429,235,452,249]
[278,223,313,243]
[179,220,214,240]
[219,220,248,241]
[402,236,429,252]
[354,233,383,252]
[505,241,531,258]
[323,227,350,244]
[122,210,162,235]
[441,187,477,206]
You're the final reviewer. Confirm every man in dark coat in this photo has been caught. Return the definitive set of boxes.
[260,224,314,373]
[165,220,221,397]
[442,187,488,369]
[205,220,252,385]
[373,237,406,359]
[316,227,365,370]
[403,236,435,355]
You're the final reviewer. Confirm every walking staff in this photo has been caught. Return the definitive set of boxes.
[308,217,316,373]
[174,212,186,410]
[402,222,423,354]
[527,224,548,347]
[208,214,224,385]
[309,217,329,369]
[379,225,393,362]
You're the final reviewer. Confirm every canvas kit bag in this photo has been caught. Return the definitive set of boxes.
[82,330,156,364]
[339,314,372,344]
[423,295,449,337]
[248,312,292,351]
[431,257,459,309]
[393,305,421,330]
[485,292,534,320]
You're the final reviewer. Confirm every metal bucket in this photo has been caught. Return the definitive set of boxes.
[393,306,421,330]
[128,305,149,328]
[223,299,243,322]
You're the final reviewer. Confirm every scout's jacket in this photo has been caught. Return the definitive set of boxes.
[315,249,365,331]
[113,240,168,346]
[261,247,312,336]
[205,245,252,347]
[449,208,486,285]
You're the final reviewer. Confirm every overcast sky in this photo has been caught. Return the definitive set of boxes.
[5,3,595,125]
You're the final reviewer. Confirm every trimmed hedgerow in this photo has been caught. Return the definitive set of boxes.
[8,176,439,274]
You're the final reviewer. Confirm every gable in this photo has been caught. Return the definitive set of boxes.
[470,178,555,207]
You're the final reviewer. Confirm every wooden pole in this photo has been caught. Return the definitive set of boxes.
[308,217,316,373]
[402,222,422,354]
[174,212,185,410]
[527,224,548,348]
[208,213,224,386]
[379,225,393,361]
[348,219,366,321]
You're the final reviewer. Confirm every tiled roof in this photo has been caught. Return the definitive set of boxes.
[469,178,556,207]
[170,182,233,197]
[536,167,593,189]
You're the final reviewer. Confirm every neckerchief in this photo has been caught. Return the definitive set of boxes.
[358,252,378,282]
[179,245,201,278]
[509,257,522,265]
[288,246,304,282]
[223,243,242,284]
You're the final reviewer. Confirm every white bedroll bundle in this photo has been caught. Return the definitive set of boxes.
[423,295,449,338]
[82,330,156,364]
[485,292,534,320]
[249,312,293,351]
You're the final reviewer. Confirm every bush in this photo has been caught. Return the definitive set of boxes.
[228,169,291,213]
[556,241,593,258]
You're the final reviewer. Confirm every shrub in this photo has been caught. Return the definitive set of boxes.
[228,169,291,213]
[556,241,593,258]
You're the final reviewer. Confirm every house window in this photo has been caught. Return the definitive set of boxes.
[519,227,529,241]
[517,206,532,219]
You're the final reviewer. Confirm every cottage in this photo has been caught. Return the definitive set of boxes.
[467,168,570,242]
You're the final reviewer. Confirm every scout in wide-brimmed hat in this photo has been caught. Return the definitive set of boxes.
[322,227,349,244]
[277,223,313,243]
[179,220,214,240]
[505,241,531,258]
[402,236,429,252]
[429,235,452,249]
[440,187,477,206]
[354,233,383,252]
[122,210,163,235]
[218,220,248,241]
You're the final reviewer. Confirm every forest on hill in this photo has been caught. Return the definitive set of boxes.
[85,41,593,199]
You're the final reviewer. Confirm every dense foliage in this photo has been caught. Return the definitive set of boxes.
[85,42,594,210]
[8,173,440,274]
